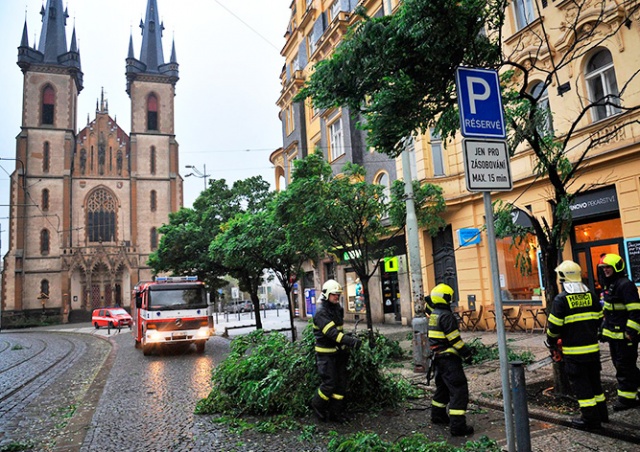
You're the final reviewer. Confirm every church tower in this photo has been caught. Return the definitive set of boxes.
[1,0,183,324]
[126,0,182,288]
[2,0,82,315]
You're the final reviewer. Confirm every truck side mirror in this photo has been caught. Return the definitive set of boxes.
[135,294,142,309]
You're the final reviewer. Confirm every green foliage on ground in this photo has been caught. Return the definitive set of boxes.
[466,338,535,365]
[195,322,412,417]
[326,431,501,451]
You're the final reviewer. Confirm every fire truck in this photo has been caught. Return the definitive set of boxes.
[133,276,212,355]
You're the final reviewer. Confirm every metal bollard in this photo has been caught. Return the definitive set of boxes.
[510,361,531,452]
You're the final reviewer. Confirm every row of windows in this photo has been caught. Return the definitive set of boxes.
[40,85,160,132]
[40,189,157,213]
[38,226,158,254]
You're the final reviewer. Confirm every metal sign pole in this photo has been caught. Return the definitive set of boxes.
[484,191,515,451]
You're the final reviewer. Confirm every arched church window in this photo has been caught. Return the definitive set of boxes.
[42,85,55,125]
[147,94,158,131]
[86,188,117,243]
[42,189,50,211]
[43,142,50,173]
[150,146,156,175]
[40,229,50,255]
[150,190,157,212]
[150,227,158,250]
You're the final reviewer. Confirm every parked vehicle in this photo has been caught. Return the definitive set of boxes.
[92,307,133,330]
[225,300,250,313]
[132,276,212,355]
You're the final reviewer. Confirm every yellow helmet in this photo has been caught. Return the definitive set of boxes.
[430,283,454,305]
[599,254,625,273]
[322,279,343,297]
[555,260,582,283]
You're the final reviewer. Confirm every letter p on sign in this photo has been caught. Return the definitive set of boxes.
[466,77,490,114]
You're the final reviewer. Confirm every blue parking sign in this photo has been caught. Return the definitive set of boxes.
[456,67,506,139]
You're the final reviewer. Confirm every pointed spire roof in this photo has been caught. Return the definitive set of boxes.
[139,0,165,72]
[128,31,135,59]
[38,0,69,63]
[70,26,78,52]
[170,37,177,64]
[21,20,29,48]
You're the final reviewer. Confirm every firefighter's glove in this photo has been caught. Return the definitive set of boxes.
[343,334,361,349]
[461,348,474,365]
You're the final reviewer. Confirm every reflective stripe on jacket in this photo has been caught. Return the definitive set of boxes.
[601,275,640,341]
[546,282,602,360]
[313,296,347,354]
[428,305,471,358]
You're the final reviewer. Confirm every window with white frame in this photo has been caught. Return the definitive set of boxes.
[430,129,445,177]
[330,0,341,21]
[585,49,621,122]
[329,117,345,160]
[513,0,536,30]
[374,171,391,204]
[529,81,553,135]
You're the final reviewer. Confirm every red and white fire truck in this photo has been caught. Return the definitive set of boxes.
[132,276,213,355]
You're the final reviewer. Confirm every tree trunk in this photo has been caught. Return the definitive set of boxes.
[361,277,375,347]
[251,293,263,330]
[284,287,297,342]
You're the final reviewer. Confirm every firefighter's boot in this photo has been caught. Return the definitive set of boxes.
[450,415,474,437]
[311,393,329,422]
[571,406,601,431]
[430,405,449,425]
[597,401,609,423]
[329,398,349,424]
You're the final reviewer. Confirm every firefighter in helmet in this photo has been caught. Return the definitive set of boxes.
[546,260,605,429]
[599,253,640,411]
[311,279,361,423]
[427,283,474,436]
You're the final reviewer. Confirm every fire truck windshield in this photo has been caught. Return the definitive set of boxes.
[148,286,207,311]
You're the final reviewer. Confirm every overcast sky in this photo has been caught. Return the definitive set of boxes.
[0,0,290,259]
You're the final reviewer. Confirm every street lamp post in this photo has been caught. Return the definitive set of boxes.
[184,164,210,191]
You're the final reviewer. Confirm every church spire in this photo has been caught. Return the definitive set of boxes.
[17,0,82,90]
[125,0,179,95]
[139,0,165,72]
[37,0,69,63]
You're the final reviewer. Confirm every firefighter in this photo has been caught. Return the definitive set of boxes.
[599,253,640,411]
[427,283,474,436]
[546,260,605,430]
[311,279,361,423]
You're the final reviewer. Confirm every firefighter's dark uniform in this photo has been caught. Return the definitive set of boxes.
[547,281,605,428]
[311,294,360,422]
[428,293,473,436]
[601,268,640,408]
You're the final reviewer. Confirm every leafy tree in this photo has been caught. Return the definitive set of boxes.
[296,0,640,316]
[209,177,273,328]
[277,154,445,345]
[149,177,272,307]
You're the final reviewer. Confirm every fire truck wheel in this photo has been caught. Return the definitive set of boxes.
[134,340,141,349]
[142,344,153,356]
[195,341,206,354]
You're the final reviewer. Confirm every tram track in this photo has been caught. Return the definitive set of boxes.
[0,333,84,419]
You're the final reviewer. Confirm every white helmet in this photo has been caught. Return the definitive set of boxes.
[555,260,582,283]
[322,279,343,297]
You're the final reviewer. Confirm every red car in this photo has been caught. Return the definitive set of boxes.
[92,307,133,330]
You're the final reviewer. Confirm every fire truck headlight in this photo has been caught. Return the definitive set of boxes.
[196,327,210,338]
[147,331,162,342]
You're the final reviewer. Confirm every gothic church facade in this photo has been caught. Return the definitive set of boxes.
[1,0,182,323]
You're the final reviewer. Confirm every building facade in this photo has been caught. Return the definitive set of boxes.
[274,0,640,328]
[1,0,182,324]
[273,0,408,324]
